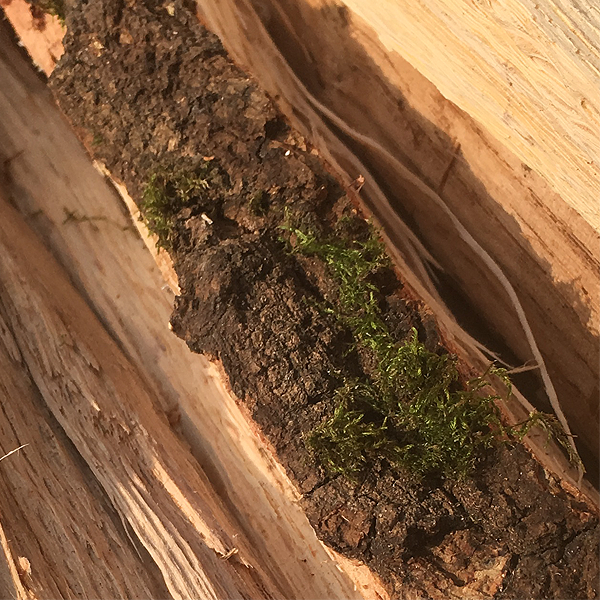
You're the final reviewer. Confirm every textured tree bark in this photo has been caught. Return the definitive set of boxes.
[0,3,598,599]
[195,0,600,480]
[0,13,378,599]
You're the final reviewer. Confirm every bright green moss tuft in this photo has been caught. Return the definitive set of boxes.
[283,218,579,478]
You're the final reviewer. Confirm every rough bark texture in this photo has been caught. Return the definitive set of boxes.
[0,12,372,598]
[49,1,598,598]
[194,0,599,483]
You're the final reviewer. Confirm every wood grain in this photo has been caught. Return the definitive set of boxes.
[343,0,600,232]
[0,191,281,599]
[0,302,168,600]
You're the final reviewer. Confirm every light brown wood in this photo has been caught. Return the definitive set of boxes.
[0,191,283,599]
[0,305,168,600]
[339,0,600,232]
[0,519,30,600]
[0,0,64,75]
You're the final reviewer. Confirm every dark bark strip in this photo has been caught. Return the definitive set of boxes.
[49,1,598,598]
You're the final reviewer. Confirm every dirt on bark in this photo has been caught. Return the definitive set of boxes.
[48,1,598,598]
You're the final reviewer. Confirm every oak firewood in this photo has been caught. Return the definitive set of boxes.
[0,191,284,599]
[0,301,168,599]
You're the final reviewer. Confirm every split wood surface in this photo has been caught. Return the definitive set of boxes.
[342,0,600,233]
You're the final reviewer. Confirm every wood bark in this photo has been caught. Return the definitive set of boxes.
[0,14,381,599]
[0,3,597,598]
[200,0,600,230]
[195,0,600,481]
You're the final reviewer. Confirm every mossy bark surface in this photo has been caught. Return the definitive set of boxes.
[49,1,598,597]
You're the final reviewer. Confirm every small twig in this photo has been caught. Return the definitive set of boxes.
[0,444,28,462]
[505,361,540,374]
[63,208,134,232]
[219,547,239,561]
[348,174,365,194]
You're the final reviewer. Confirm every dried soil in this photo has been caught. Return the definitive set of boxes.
[49,1,598,597]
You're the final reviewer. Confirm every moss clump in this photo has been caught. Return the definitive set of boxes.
[308,327,507,478]
[282,220,524,478]
[307,386,390,476]
[249,190,269,216]
[140,166,210,249]
[284,220,582,478]
[32,0,66,23]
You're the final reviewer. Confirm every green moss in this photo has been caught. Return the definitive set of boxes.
[307,327,506,478]
[33,0,66,24]
[249,190,269,216]
[283,218,576,478]
[92,132,104,147]
[140,165,210,249]
[308,387,388,476]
